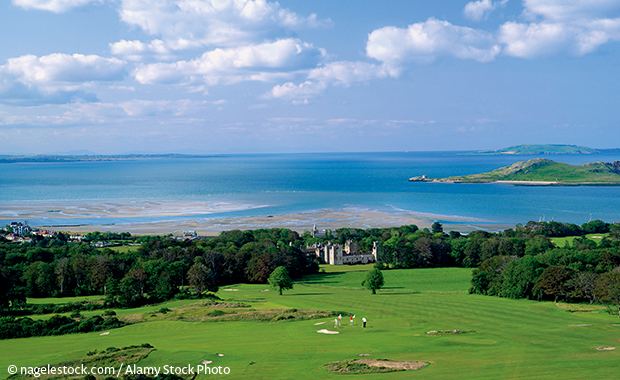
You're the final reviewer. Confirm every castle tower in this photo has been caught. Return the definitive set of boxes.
[372,241,379,262]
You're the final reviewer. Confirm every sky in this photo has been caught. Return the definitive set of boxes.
[1,0,619,155]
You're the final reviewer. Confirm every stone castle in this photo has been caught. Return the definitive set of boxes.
[305,239,379,265]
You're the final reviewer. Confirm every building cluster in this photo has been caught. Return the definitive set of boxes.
[3,221,86,244]
[305,240,379,265]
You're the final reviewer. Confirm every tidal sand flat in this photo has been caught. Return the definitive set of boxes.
[8,203,499,235]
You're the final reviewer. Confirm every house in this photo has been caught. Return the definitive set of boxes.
[8,221,31,235]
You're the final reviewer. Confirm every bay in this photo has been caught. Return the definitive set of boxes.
[1,151,619,231]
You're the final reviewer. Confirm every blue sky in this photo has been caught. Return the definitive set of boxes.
[1,0,619,154]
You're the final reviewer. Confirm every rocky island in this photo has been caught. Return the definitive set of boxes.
[410,158,620,185]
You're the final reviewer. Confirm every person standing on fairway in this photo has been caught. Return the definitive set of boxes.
[335,317,338,328]
[350,315,354,325]
[362,317,367,328]
[338,314,342,326]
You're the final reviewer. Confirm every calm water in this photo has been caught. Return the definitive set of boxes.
[1,151,620,228]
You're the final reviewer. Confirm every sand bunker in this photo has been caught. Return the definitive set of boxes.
[314,322,327,325]
[358,353,371,357]
[595,347,616,350]
[200,360,213,364]
[357,359,428,371]
[325,359,428,373]
[317,329,339,334]
[569,324,592,327]
[99,332,110,336]
[216,353,224,357]
[223,289,239,291]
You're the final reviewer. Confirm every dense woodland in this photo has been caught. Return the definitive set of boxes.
[1,220,620,314]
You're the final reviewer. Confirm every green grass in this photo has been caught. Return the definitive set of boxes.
[303,266,472,292]
[27,295,104,304]
[445,159,620,183]
[550,233,610,247]
[2,268,619,380]
[102,245,136,253]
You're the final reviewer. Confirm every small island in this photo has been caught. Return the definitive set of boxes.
[410,158,620,185]
[463,144,620,155]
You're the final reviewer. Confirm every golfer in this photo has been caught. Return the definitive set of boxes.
[362,317,367,328]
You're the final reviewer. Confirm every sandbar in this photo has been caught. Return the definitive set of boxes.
[1,201,511,235]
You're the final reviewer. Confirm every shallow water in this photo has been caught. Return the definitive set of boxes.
[1,151,619,229]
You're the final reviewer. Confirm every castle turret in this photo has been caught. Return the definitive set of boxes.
[372,241,379,262]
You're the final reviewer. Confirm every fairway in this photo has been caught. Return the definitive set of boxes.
[1,268,619,379]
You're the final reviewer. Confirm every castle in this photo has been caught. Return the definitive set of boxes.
[306,240,379,265]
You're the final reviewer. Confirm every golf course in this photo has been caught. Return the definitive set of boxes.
[1,265,618,379]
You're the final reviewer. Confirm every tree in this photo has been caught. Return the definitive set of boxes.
[187,262,218,294]
[532,265,574,301]
[431,222,443,234]
[501,255,543,299]
[594,269,620,315]
[362,268,385,294]
[268,266,293,295]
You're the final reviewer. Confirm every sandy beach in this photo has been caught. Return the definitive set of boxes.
[1,201,510,235]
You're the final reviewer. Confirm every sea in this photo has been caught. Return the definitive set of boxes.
[1,151,620,231]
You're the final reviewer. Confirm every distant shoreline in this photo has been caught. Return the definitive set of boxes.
[0,153,214,163]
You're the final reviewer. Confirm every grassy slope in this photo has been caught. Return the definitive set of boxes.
[2,267,619,380]
[446,159,620,183]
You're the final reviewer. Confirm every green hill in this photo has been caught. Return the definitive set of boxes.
[466,144,618,155]
[432,158,620,184]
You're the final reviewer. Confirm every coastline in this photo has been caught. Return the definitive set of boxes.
[412,179,620,186]
[1,201,510,235]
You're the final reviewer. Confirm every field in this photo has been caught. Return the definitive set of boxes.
[2,266,619,379]
[550,233,609,247]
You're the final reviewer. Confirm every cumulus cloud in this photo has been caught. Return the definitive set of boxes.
[308,61,395,85]
[366,2,620,64]
[12,0,101,13]
[5,53,126,83]
[134,38,325,85]
[367,18,501,65]
[267,60,396,102]
[0,53,126,105]
[116,0,329,52]
[463,0,508,21]
[268,80,327,100]
[500,0,620,58]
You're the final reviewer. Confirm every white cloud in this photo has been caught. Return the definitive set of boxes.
[522,0,620,22]
[134,38,325,85]
[499,0,620,58]
[268,80,327,100]
[12,0,101,13]
[119,99,195,117]
[367,18,501,65]
[308,61,395,85]
[117,0,329,50]
[5,53,126,83]
[463,0,508,21]
[0,53,126,105]
[267,60,395,102]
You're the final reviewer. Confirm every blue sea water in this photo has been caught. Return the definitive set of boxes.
[1,151,620,229]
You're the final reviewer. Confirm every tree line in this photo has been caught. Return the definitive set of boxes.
[2,220,620,312]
